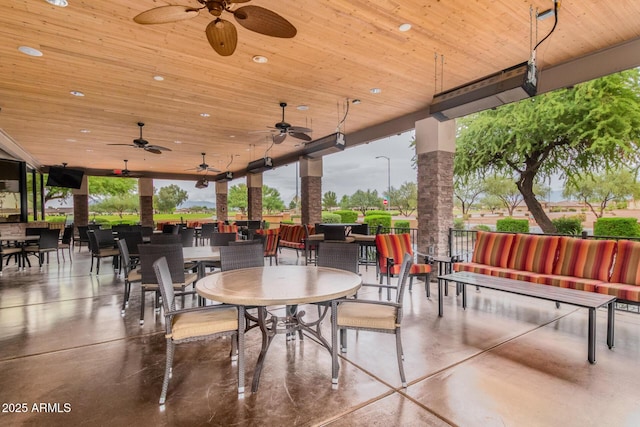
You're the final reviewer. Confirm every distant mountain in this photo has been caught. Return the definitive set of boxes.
[180,200,216,209]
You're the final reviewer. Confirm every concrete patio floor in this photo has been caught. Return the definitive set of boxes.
[0,248,639,426]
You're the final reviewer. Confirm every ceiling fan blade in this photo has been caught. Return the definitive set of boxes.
[207,167,221,172]
[107,143,134,146]
[134,5,200,25]
[233,6,297,38]
[289,132,312,142]
[144,148,163,155]
[288,126,312,133]
[146,145,172,152]
[206,19,238,56]
[272,133,287,144]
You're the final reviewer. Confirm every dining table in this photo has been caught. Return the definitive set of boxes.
[0,235,40,269]
[196,265,362,392]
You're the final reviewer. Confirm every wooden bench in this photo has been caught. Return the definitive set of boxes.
[439,271,616,364]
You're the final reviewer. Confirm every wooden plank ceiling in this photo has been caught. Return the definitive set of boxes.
[0,0,639,180]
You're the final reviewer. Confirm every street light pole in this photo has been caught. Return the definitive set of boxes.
[376,155,390,210]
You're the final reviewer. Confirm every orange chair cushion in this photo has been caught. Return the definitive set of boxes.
[552,237,616,281]
[610,239,640,285]
[471,231,515,268]
[507,234,560,274]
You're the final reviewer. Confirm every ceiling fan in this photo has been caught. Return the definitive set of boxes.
[108,122,171,154]
[133,1,297,56]
[186,153,221,173]
[111,160,142,178]
[269,102,313,144]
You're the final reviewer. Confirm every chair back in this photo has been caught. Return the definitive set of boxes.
[87,231,98,254]
[150,234,181,245]
[395,253,413,307]
[220,244,264,271]
[229,239,263,246]
[119,231,144,255]
[262,233,279,257]
[210,232,237,247]
[141,226,154,237]
[351,224,369,235]
[61,226,74,244]
[161,224,176,234]
[316,242,359,273]
[117,239,134,273]
[38,229,61,250]
[26,227,48,236]
[152,257,177,313]
[180,228,196,247]
[375,233,413,272]
[94,229,116,249]
[323,225,346,241]
[200,223,217,240]
[139,243,185,284]
[77,225,90,242]
[218,223,238,233]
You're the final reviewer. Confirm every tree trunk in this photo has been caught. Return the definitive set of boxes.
[517,171,556,233]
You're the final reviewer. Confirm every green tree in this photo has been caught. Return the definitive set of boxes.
[563,169,640,218]
[349,189,382,215]
[454,175,485,216]
[88,177,137,200]
[262,185,285,213]
[92,193,139,218]
[455,69,640,233]
[155,184,188,214]
[483,176,524,216]
[386,182,417,216]
[339,194,350,210]
[228,184,248,214]
[322,191,338,210]
[480,194,503,214]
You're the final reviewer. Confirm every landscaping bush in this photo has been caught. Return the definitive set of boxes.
[472,224,492,232]
[364,210,391,217]
[552,215,583,235]
[453,218,465,230]
[333,210,358,223]
[321,212,342,223]
[363,214,392,231]
[594,217,640,237]
[393,220,410,234]
[496,217,529,233]
[280,220,294,225]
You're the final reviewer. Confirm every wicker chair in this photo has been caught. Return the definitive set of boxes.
[1,241,24,274]
[119,231,144,258]
[316,242,359,274]
[57,225,74,262]
[210,232,237,247]
[88,229,120,274]
[331,253,413,387]
[138,243,198,325]
[149,234,181,245]
[152,257,244,404]
[24,228,61,267]
[219,244,264,271]
[117,239,141,315]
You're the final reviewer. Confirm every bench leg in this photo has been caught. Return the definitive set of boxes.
[588,307,596,364]
[461,282,467,309]
[438,279,444,317]
[607,302,615,349]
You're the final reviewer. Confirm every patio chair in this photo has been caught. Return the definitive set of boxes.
[331,253,412,387]
[75,225,91,252]
[262,232,280,266]
[199,223,217,245]
[1,241,24,274]
[57,225,74,262]
[375,233,432,300]
[316,241,359,274]
[119,231,144,259]
[152,256,244,404]
[88,229,120,274]
[117,239,141,315]
[149,234,181,245]
[179,227,196,247]
[138,243,198,325]
[24,228,60,267]
[219,244,264,271]
[210,232,237,247]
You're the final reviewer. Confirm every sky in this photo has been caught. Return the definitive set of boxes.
[157,130,419,206]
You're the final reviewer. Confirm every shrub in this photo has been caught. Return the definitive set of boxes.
[280,220,294,225]
[321,212,342,224]
[453,218,465,230]
[333,210,358,223]
[394,220,410,234]
[363,214,392,231]
[496,217,529,233]
[364,210,391,217]
[552,216,583,235]
[594,217,640,238]
[472,224,492,232]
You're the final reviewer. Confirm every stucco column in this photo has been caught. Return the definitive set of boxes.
[300,157,322,225]
[216,181,228,222]
[72,174,89,227]
[138,178,154,227]
[247,173,263,221]
[416,117,456,256]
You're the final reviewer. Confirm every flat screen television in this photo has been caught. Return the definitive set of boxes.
[46,166,85,189]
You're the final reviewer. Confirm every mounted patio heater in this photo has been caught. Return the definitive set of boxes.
[303,132,346,159]
[429,61,537,121]
[247,157,274,173]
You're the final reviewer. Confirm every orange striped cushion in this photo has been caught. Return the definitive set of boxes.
[471,231,515,268]
[552,237,616,281]
[376,234,413,265]
[507,234,560,274]
[453,262,501,276]
[536,274,602,292]
[263,234,279,255]
[218,224,238,233]
[596,282,640,302]
[610,240,640,285]
[255,228,279,236]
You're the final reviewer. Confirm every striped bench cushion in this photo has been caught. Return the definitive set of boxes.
[507,234,560,274]
[453,262,503,276]
[536,274,603,292]
[552,237,616,281]
[610,239,640,285]
[596,282,640,302]
[470,231,515,268]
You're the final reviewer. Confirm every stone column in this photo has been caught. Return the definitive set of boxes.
[247,173,263,221]
[216,181,228,222]
[72,174,89,227]
[138,178,154,227]
[415,117,456,256]
[300,157,322,225]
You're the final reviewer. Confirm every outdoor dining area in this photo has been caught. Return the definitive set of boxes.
[1,222,640,426]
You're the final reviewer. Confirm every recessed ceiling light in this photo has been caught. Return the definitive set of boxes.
[45,0,68,7]
[352,99,362,104]
[80,129,90,133]
[252,55,268,64]
[296,105,309,111]
[18,46,43,57]
[70,90,84,97]
[66,138,76,142]
[153,75,164,81]
[200,113,210,118]
[86,149,93,152]
[398,23,412,32]
[174,140,182,144]
[370,88,382,94]
[229,135,236,138]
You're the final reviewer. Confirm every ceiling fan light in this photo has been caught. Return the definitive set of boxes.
[18,46,43,57]
[370,88,382,94]
[252,55,268,63]
[296,105,309,111]
[398,23,412,32]
[45,0,68,7]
